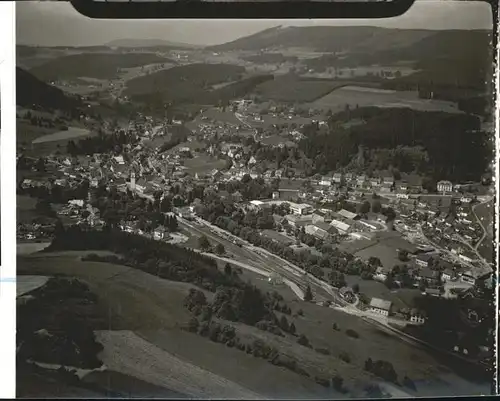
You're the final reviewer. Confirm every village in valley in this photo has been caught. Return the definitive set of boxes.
[18,98,495,350]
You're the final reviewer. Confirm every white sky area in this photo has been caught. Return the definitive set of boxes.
[16,0,493,47]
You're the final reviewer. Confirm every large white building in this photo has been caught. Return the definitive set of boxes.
[289,202,313,215]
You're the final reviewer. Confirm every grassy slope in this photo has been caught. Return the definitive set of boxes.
[17,251,477,398]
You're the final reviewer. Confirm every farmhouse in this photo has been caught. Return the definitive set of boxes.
[369,298,392,316]
[410,310,426,324]
[153,225,169,240]
[460,266,493,286]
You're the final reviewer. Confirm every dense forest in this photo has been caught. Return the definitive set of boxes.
[16,67,84,114]
[124,63,245,97]
[29,53,172,81]
[299,107,491,182]
[126,63,272,107]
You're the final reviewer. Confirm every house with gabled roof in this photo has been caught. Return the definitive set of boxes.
[369,298,392,316]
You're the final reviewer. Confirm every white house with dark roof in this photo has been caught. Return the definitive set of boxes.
[320,175,333,186]
[369,298,392,316]
[441,268,456,282]
[333,172,344,185]
[356,174,367,188]
[437,180,453,194]
[460,266,493,286]
[414,253,434,268]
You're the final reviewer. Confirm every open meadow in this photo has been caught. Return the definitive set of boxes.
[308,86,463,113]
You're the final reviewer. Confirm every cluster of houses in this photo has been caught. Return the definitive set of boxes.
[250,198,387,245]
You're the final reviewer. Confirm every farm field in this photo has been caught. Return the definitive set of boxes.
[344,276,420,311]
[309,86,462,113]
[17,275,50,297]
[32,127,92,144]
[183,155,226,174]
[17,121,59,147]
[354,243,401,272]
[17,195,47,225]
[201,108,242,126]
[253,77,344,103]
[95,330,260,399]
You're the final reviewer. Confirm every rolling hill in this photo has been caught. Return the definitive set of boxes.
[124,63,246,97]
[211,26,491,92]
[123,63,272,108]
[209,26,489,55]
[29,53,172,81]
[16,67,84,112]
[106,38,202,49]
[209,26,437,53]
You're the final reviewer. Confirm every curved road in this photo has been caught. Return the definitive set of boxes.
[471,198,493,252]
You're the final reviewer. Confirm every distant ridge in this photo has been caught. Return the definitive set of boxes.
[106,38,202,49]
[208,26,490,54]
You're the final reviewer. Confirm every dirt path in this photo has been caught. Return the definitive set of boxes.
[95,330,262,399]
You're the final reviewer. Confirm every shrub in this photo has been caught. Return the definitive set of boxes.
[315,376,330,387]
[198,321,210,337]
[295,366,310,377]
[331,374,344,392]
[403,375,417,390]
[315,347,330,355]
[297,334,310,347]
[339,351,351,363]
[346,329,360,339]
[366,359,398,383]
[279,315,289,332]
[186,317,199,333]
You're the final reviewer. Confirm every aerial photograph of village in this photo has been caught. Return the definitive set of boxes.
[15,0,495,399]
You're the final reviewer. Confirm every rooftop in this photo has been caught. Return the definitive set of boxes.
[330,219,351,233]
[337,209,358,220]
[369,297,392,311]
